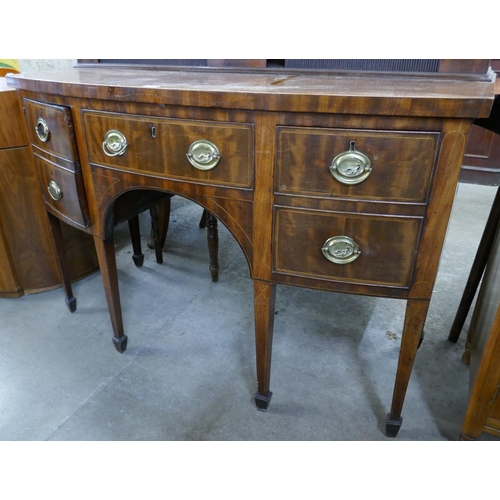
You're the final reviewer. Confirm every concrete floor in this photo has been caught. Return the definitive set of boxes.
[0,182,499,441]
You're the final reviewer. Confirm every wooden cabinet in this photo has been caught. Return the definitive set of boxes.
[7,64,495,437]
[0,78,97,297]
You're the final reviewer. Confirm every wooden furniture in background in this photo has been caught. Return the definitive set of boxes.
[460,217,500,440]
[8,62,495,438]
[0,78,98,297]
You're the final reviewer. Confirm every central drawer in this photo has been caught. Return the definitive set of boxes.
[273,208,421,288]
[83,111,254,189]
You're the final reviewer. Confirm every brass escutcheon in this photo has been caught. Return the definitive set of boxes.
[322,235,361,264]
[103,130,128,156]
[35,117,50,142]
[186,140,221,171]
[330,141,372,185]
[47,180,63,201]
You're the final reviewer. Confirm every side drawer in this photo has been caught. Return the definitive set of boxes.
[273,208,421,288]
[23,99,79,163]
[34,154,90,228]
[276,127,439,203]
[83,111,254,189]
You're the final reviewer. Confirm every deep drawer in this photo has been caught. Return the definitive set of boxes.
[276,126,439,203]
[82,111,254,189]
[273,208,421,288]
[34,154,90,228]
[24,99,79,164]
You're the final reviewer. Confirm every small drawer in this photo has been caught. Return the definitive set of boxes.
[24,99,79,163]
[273,208,421,288]
[276,127,439,203]
[83,111,254,189]
[34,154,90,228]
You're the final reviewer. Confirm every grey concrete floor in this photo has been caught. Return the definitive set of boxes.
[0,182,499,441]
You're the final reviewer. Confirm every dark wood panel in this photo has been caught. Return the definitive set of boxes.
[34,154,90,228]
[273,208,421,288]
[24,98,79,162]
[82,111,254,189]
[276,127,438,202]
[0,79,27,148]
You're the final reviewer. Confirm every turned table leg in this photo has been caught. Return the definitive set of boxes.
[253,280,276,411]
[46,212,77,313]
[93,235,128,353]
[386,298,430,437]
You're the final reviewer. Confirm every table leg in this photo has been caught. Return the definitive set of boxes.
[46,212,77,313]
[253,280,276,411]
[386,298,430,437]
[93,235,128,353]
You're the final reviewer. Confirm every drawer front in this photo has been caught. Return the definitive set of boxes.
[34,154,90,227]
[276,127,438,203]
[24,99,79,163]
[83,111,254,189]
[273,208,421,288]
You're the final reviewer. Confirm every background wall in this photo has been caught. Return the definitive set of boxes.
[18,59,77,72]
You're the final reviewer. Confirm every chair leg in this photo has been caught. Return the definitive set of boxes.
[46,212,77,313]
[448,186,500,342]
[149,205,163,264]
[147,197,170,252]
[206,211,219,282]
[128,215,144,268]
[199,208,208,228]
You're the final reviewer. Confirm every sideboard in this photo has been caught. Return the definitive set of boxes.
[7,64,495,437]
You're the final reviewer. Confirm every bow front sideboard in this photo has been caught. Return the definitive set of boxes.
[7,65,495,437]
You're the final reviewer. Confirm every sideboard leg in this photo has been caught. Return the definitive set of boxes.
[386,298,430,437]
[93,235,128,353]
[206,212,219,283]
[47,212,77,313]
[253,281,276,411]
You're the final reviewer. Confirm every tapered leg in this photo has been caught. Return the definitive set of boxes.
[46,212,77,313]
[93,235,128,353]
[206,212,219,282]
[254,281,277,411]
[128,215,144,267]
[386,298,430,437]
[148,197,171,251]
[149,205,163,264]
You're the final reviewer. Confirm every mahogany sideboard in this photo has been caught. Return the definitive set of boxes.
[0,77,97,297]
[7,65,496,437]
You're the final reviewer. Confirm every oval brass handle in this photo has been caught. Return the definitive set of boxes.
[47,180,63,201]
[330,141,372,185]
[103,130,128,156]
[186,140,221,171]
[35,117,50,142]
[322,236,361,265]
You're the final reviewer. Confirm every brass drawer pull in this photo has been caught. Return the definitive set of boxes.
[103,130,128,156]
[47,180,63,201]
[35,117,50,142]
[330,141,372,185]
[186,140,221,170]
[322,236,361,264]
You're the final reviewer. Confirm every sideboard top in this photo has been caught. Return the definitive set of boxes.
[6,67,496,118]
